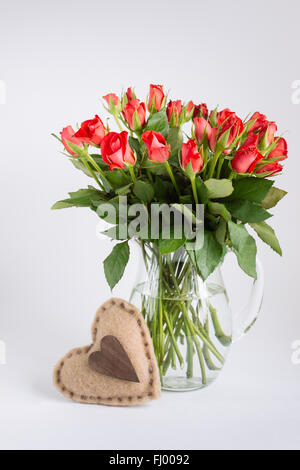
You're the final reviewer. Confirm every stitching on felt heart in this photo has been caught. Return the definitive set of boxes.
[55,299,155,404]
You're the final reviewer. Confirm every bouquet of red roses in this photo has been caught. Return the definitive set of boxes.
[53,84,287,285]
[52,84,287,387]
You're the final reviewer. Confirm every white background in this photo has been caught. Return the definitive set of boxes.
[0,0,300,450]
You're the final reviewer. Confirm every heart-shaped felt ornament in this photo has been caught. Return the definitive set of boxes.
[53,298,161,406]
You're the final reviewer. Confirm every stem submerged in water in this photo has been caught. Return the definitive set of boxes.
[139,243,229,387]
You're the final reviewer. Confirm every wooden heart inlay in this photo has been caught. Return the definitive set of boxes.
[88,335,139,383]
[53,298,161,406]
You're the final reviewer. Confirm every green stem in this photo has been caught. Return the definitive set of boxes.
[202,315,221,371]
[192,331,207,384]
[81,157,104,191]
[209,303,232,347]
[128,165,136,183]
[183,321,194,378]
[114,114,124,132]
[167,261,224,365]
[147,170,154,184]
[190,176,199,204]
[164,161,180,197]
[216,155,225,179]
[163,309,184,369]
[85,153,111,188]
[208,150,222,179]
[158,254,165,379]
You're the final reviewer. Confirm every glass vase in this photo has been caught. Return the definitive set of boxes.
[130,242,264,391]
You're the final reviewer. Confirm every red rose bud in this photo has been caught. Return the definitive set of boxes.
[193,103,208,119]
[213,109,244,154]
[232,133,263,173]
[194,117,212,143]
[181,100,195,122]
[147,84,165,112]
[256,161,283,176]
[126,87,136,103]
[74,115,106,146]
[122,99,146,130]
[166,100,183,126]
[101,131,135,171]
[268,137,288,161]
[246,112,267,132]
[181,139,203,174]
[187,101,195,115]
[258,121,278,149]
[141,130,171,163]
[103,93,121,113]
[61,126,84,155]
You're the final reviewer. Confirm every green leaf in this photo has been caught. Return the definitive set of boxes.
[196,177,209,204]
[187,230,224,280]
[215,218,227,244]
[145,110,169,139]
[171,203,198,225]
[261,186,287,209]
[128,136,142,162]
[250,222,282,256]
[168,127,183,163]
[102,225,128,240]
[104,170,129,187]
[216,127,231,153]
[71,158,94,177]
[229,177,274,203]
[158,237,186,254]
[51,187,104,210]
[141,159,167,175]
[208,202,231,222]
[103,241,130,290]
[115,183,132,195]
[228,221,257,279]
[133,180,155,202]
[204,179,234,198]
[209,106,218,127]
[225,199,272,223]
[153,176,172,201]
[96,196,128,224]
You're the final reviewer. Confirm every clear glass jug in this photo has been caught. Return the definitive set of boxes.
[130,243,264,391]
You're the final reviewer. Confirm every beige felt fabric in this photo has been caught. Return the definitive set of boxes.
[53,298,161,406]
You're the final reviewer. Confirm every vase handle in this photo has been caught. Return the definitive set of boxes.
[232,257,264,343]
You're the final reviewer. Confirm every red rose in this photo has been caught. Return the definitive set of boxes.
[194,117,212,143]
[74,115,106,146]
[166,100,183,126]
[232,134,263,173]
[181,139,203,173]
[141,130,171,163]
[258,121,277,147]
[60,125,84,155]
[122,99,146,130]
[214,109,244,153]
[103,93,120,107]
[101,131,135,171]
[193,103,208,119]
[187,101,195,115]
[126,87,135,103]
[256,162,283,176]
[147,84,164,112]
[268,137,288,161]
[247,112,267,132]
